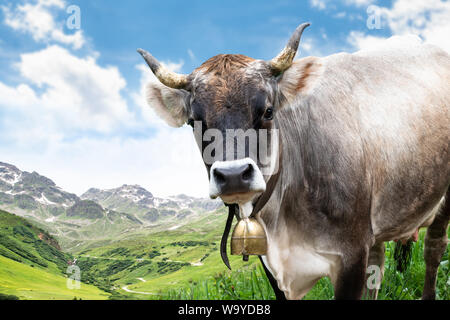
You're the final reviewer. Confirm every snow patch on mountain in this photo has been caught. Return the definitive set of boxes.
[0,162,22,185]
[37,193,57,205]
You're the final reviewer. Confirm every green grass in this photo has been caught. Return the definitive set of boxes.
[162,264,273,300]
[0,209,110,300]
[118,252,255,298]
[1,205,447,300]
[0,209,71,273]
[71,213,448,300]
[72,209,255,297]
[0,255,109,300]
[376,232,449,300]
[154,229,449,300]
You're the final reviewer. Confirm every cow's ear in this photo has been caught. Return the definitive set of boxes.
[146,82,189,127]
[277,57,323,104]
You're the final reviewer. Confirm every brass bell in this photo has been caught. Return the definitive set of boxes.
[231,218,267,256]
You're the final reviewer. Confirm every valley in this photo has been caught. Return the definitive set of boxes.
[0,161,256,300]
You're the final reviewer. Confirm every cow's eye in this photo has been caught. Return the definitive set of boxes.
[187,118,195,127]
[263,107,274,120]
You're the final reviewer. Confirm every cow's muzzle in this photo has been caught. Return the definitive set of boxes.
[209,158,266,204]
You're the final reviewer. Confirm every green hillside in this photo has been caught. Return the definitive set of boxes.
[0,255,109,300]
[0,209,109,300]
[0,209,70,273]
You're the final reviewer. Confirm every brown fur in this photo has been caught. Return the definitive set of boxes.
[295,61,314,92]
[278,56,323,102]
[191,55,267,129]
[196,54,255,76]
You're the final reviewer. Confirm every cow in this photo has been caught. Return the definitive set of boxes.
[138,22,450,300]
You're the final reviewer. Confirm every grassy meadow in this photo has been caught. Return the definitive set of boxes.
[0,255,109,300]
[71,208,256,298]
[74,226,448,300]
[0,209,109,300]
[156,230,449,300]
[0,205,448,300]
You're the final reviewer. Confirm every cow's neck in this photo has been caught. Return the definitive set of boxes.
[255,110,341,299]
[257,104,325,236]
[249,136,283,218]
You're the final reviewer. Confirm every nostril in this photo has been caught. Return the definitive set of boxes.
[241,164,253,181]
[213,169,226,184]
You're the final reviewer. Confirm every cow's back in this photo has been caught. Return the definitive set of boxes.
[331,36,448,240]
[284,35,450,242]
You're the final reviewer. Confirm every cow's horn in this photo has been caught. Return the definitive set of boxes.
[137,48,189,89]
[269,22,310,74]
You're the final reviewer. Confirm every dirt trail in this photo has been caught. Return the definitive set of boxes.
[121,285,155,295]
[78,254,152,262]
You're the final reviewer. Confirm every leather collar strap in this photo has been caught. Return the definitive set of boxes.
[250,151,282,218]
[220,204,238,270]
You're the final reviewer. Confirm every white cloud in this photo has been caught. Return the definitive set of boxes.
[0,82,39,108]
[2,0,84,49]
[347,31,389,51]
[1,45,133,134]
[301,40,313,52]
[298,32,335,57]
[385,0,450,53]
[333,11,364,21]
[310,0,327,10]
[0,46,210,197]
[310,0,374,10]
[348,0,450,53]
[125,60,210,197]
[0,128,209,198]
[334,11,347,18]
[187,49,196,62]
[344,0,374,7]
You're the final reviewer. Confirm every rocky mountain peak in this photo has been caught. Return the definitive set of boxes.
[81,184,154,205]
[116,184,154,199]
[0,161,78,208]
[0,162,22,185]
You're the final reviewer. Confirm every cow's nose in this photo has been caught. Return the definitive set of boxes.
[213,163,254,195]
[209,158,266,203]
[209,158,266,202]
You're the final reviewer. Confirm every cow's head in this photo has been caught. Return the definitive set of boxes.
[139,23,314,206]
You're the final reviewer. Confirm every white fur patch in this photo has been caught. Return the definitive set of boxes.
[239,201,253,219]
[257,216,340,300]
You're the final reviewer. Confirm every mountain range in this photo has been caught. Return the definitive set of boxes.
[0,161,222,251]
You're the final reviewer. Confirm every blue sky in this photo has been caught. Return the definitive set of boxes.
[0,0,448,197]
